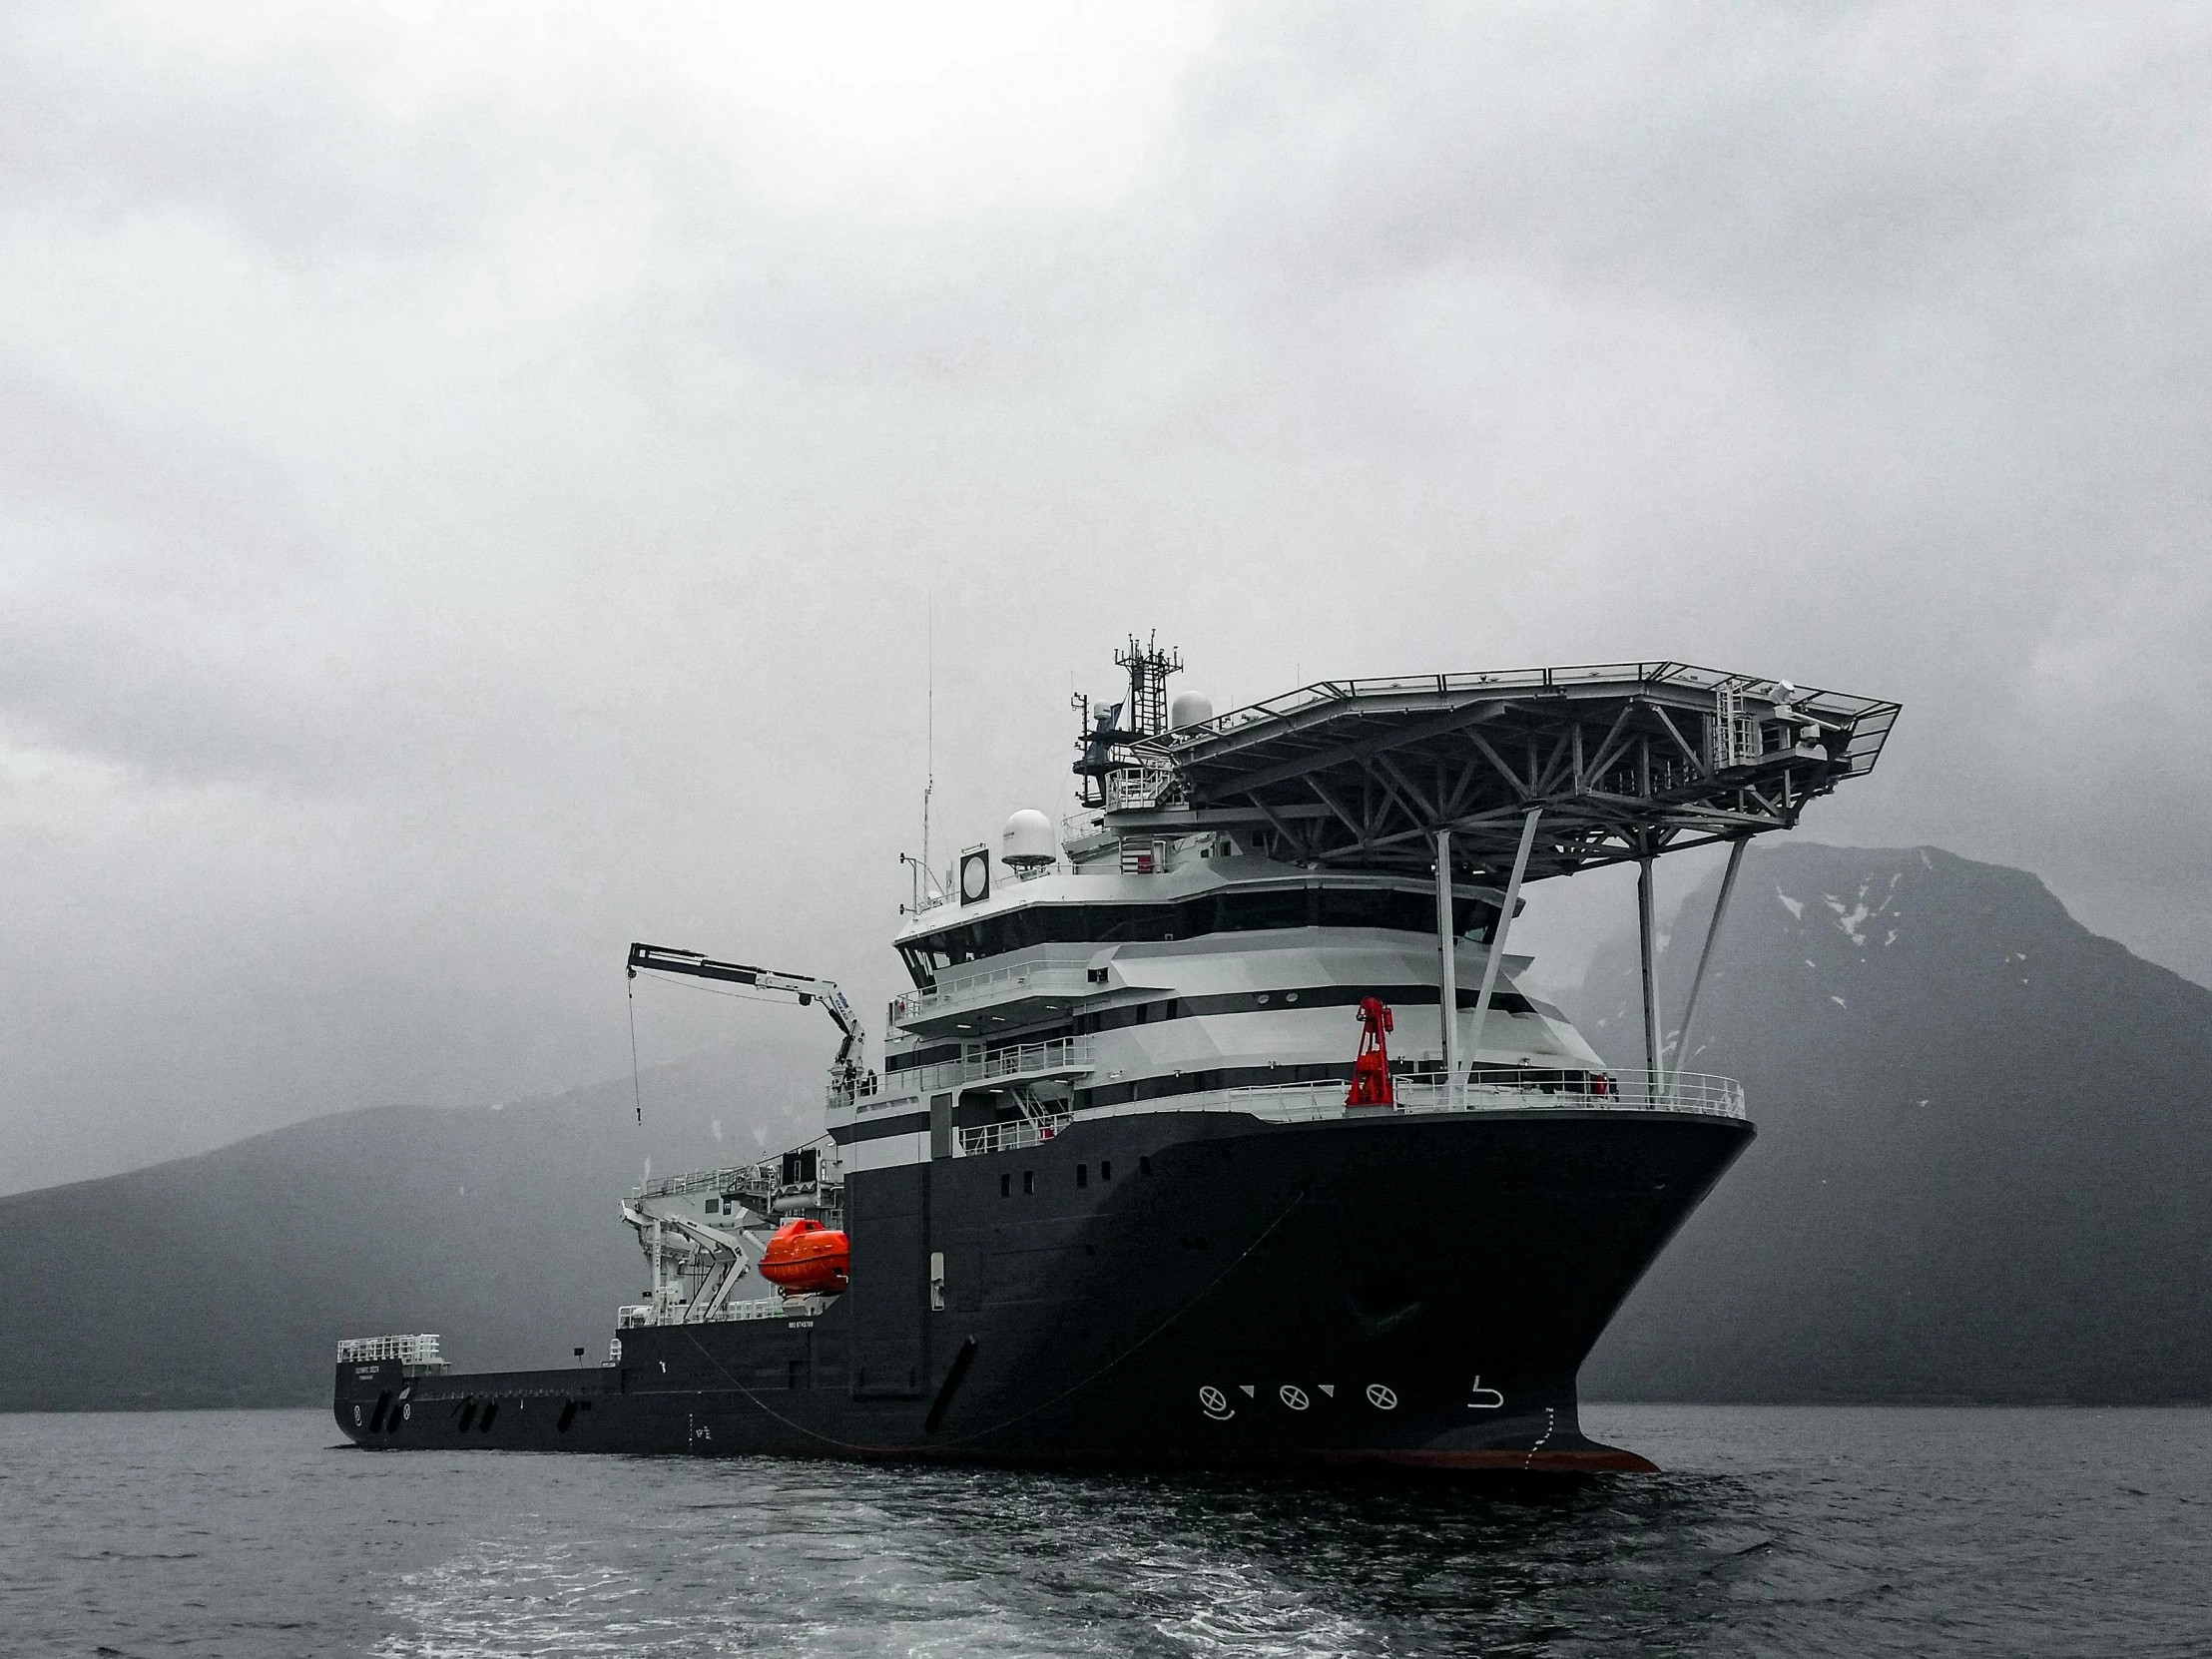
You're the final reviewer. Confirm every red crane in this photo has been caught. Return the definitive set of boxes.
[1346,996,1395,1107]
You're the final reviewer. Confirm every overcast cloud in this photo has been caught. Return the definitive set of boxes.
[4,1,2207,1192]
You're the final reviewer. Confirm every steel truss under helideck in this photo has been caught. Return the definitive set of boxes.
[1098,658,1901,1092]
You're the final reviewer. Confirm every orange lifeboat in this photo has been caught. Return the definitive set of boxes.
[760,1218,849,1295]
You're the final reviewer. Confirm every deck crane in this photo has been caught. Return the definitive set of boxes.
[625,943,869,1100]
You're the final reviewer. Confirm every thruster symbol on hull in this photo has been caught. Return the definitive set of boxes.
[1199,1385,1235,1421]
[1366,1383,1398,1410]
[1279,1384,1310,1410]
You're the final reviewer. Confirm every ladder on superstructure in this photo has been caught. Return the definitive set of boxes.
[1116,633,1182,739]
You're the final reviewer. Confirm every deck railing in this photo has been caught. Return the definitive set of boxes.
[890,957,1095,1026]
[336,1334,444,1367]
[959,1112,1077,1156]
[1205,1067,1746,1123]
[915,1035,1093,1093]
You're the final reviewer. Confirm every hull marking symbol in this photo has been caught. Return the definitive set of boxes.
[1279,1384,1310,1410]
[1318,1384,1336,1398]
[1199,1385,1235,1421]
[1366,1383,1398,1410]
[1468,1377,1504,1409]
[1239,1384,1256,1397]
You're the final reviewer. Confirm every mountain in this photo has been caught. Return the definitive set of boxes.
[0,1039,819,1410]
[1573,842,2212,1403]
[10,842,2206,1411]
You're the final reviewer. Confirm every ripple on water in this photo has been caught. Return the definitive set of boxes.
[3,1407,2209,1658]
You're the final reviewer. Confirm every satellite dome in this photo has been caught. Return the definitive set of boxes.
[1001,809,1056,869]
[1169,691,1214,731]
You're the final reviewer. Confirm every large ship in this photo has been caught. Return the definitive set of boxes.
[335,646,1898,1471]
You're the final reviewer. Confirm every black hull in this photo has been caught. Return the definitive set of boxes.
[335,1109,1749,1472]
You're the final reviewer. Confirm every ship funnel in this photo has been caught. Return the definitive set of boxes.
[1001,809,1057,871]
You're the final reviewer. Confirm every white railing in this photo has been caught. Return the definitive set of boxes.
[1105,764,1182,811]
[621,1294,832,1328]
[641,1162,770,1200]
[337,1334,444,1367]
[1457,1067,1745,1116]
[1199,1067,1745,1123]
[721,1293,830,1322]
[916,1035,1093,1092]
[960,1111,1077,1156]
[890,958,1094,1025]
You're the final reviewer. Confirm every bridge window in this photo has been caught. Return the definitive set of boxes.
[901,885,1498,982]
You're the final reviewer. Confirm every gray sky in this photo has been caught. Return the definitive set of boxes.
[5,2,2208,1194]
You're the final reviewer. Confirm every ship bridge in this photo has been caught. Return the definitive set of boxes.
[1097,660,1901,1090]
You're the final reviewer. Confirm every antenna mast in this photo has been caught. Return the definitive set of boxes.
[921,598,935,904]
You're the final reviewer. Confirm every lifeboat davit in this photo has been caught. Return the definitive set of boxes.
[760,1218,849,1295]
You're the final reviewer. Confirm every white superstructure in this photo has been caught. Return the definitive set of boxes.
[836,832,1612,1175]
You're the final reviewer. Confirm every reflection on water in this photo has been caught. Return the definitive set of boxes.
[2,1406,2207,1658]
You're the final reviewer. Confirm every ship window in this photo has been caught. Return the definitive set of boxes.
[1023,1170,1035,1195]
[1000,1174,1010,1198]
[705,1198,719,1214]
[1076,1163,1088,1188]
[1100,1160,1112,1182]
[905,885,1502,969]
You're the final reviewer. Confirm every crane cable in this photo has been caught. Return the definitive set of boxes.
[627,975,644,1126]
[629,966,809,1128]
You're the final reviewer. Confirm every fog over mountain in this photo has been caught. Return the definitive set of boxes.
[0,1040,816,1411]
[1576,842,2212,1403]
[5,4,2211,1196]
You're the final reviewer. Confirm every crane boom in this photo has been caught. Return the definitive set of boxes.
[625,943,866,1081]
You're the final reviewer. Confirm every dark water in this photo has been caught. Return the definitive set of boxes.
[2,1406,2206,1657]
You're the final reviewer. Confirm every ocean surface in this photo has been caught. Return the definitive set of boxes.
[1,1405,2205,1657]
